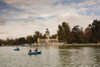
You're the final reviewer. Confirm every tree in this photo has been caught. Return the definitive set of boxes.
[78,27,85,43]
[84,24,92,43]
[71,25,85,43]
[17,37,27,44]
[50,34,57,39]
[41,34,46,39]
[57,25,63,42]
[14,39,20,45]
[0,39,3,46]
[62,22,70,43]
[6,39,15,45]
[26,35,34,45]
[57,22,70,43]
[91,20,100,43]
[33,31,42,42]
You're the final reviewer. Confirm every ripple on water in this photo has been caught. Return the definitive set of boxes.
[0,46,100,67]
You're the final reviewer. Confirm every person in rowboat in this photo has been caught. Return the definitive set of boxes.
[29,49,32,53]
[35,48,38,52]
[17,47,19,50]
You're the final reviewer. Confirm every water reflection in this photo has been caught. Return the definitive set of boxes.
[0,46,100,67]
[58,47,99,67]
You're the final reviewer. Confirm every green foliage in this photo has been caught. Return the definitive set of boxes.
[26,35,34,45]
[71,25,84,43]
[1,20,100,45]
[91,20,100,42]
[50,34,57,39]
[62,22,70,42]
[17,37,27,44]
[33,31,42,43]
[78,29,85,43]
[58,22,70,43]
[0,39,3,46]
[58,25,63,42]
[41,34,46,39]
[84,24,92,43]
[6,39,15,45]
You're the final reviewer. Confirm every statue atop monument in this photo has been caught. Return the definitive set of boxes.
[37,28,58,43]
[45,28,49,34]
[45,28,50,39]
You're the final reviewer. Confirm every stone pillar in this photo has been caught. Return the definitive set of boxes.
[45,28,50,43]
[38,38,40,43]
[56,35,58,42]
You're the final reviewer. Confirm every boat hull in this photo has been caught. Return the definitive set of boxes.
[14,49,20,51]
[28,51,41,55]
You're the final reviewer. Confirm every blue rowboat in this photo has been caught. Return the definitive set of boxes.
[28,51,41,55]
[14,49,20,51]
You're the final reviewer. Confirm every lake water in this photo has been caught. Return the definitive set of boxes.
[0,46,100,67]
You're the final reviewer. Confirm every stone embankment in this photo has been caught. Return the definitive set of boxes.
[61,43,100,47]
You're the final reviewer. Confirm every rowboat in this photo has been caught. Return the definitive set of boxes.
[28,51,41,55]
[14,49,20,51]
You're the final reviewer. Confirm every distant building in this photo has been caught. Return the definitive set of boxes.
[38,29,58,43]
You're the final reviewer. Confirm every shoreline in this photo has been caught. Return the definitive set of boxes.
[59,43,100,47]
[1,43,100,47]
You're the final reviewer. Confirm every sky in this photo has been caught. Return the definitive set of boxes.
[0,0,100,40]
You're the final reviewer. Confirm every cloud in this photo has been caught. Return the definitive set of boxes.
[2,0,60,11]
[54,11,93,28]
[0,32,8,34]
[1,0,99,20]
[0,18,6,25]
[0,0,100,39]
[0,11,99,40]
[71,0,99,7]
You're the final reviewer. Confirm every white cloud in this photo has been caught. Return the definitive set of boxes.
[2,0,60,11]
[54,11,93,28]
[0,18,6,25]
[0,0,99,39]
[71,0,99,7]
[0,12,98,40]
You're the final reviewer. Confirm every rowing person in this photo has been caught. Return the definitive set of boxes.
[17,47,19,50]
[29,49,32,53]
[35,48,38,52]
